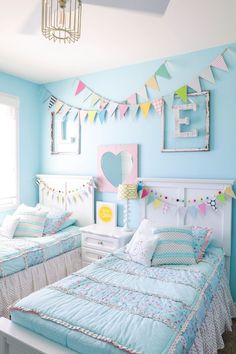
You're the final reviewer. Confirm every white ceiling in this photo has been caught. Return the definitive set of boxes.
[0,0,236,83]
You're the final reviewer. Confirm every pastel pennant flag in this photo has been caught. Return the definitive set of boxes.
[136,86,148,101]
[198,202,207,216]
[91,94,100,106]
[79,110,88,122]
[55,100,64,114]
[199,66,215,84]
[107,102,118,116]
[68,107,78,121]
[140,102,151,118]
[75,81,86,96]
[146,192,155,205]
[153,199,161,209]
[59,104,70,118]
[224,186,236,199]
[127,94,137,105]
[156,63,171,79]
[152,98,164,115]
[99,99,109,111]
[130,104,139,118]
[88,111,97,124]
[146,76,159,90]
[98,110,106,124]
[163,93,174,107]
[188,77,201,93]
[211,55,228,72]
[207,198,217,211]
[216,193,225,203]
[119,104,129,119]
[175,85,188,103]
[188,205,198,218]
[82,91,93,103]
[48,96,57,109]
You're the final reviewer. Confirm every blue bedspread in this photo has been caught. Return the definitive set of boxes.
[0,226,81,278]
[10,245,224,354]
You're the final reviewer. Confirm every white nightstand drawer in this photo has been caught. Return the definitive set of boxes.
[82,247,109,264]
[82,232,119,252]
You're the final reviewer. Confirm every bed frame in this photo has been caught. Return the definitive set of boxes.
[0,178,234,354]
[0,175,95,319]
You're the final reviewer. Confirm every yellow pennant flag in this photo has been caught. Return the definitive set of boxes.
[55,100,64,114]
[224,186,236,199]
[146,76,159,90]
[140,102,151,118]
[153,199,162,208]
[88,111,97,124]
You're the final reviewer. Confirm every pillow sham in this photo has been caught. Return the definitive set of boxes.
[192,226,212,262]
[37,205,72,235]
[126,219,158,266]
[0,215,20,238]
[152,227,196,266]
[14,204,47,237]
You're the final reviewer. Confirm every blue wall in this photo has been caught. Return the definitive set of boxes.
[40,43,236,299]
[0,72,41,220]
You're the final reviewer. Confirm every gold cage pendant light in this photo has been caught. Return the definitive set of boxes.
[42,0,82,43]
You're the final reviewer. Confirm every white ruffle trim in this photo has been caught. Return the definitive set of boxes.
[0,248,82,318]
[190,276,235,354]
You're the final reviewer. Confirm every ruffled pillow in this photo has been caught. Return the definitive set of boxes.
[37,205,72,235]
[192,226,212,262]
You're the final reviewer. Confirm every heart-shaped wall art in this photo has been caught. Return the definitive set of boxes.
[101,151,133,187]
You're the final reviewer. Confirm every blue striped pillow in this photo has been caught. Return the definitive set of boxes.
[152,227,196,266]
[14,205,47,237]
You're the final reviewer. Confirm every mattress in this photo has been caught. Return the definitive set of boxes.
[10,245,225,354]
[0,226,81,278]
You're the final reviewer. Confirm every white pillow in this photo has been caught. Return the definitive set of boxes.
[126,219,158,266]
[0,215,20,238]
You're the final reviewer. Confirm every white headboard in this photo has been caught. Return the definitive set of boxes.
[37,174,95,227]
[138,178,234,259]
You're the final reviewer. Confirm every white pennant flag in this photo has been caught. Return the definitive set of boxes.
[211,55,228,72]
[79,110,88,122]
[107,102,118,116]
[188,77,201,93]
[136,86,148,100]
[129,104,139,118]
[199,66,215,84]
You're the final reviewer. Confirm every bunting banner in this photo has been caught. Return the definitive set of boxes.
[45,47,233,123]
[137,182,236,216]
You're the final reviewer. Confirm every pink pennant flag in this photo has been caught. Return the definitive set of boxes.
[127,94,137,105]
[211,55,228,72]
[119,104,129,119]
[141,188,150,199]
[198,202,207,216]
[107,102,118,116]
[99,99,109,111]
[75,81,86,96]
[188,77,201,93]
[152,98,164,115]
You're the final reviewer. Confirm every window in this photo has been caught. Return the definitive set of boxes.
[0,93,19,210]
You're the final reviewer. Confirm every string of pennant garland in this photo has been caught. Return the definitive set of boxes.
[137,181,236,216]
[45,47,236,124]
[36,179,96,204]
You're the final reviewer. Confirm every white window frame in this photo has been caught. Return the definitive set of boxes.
[0,92,20,211]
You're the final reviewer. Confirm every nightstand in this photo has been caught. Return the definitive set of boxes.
[80,224,133,267]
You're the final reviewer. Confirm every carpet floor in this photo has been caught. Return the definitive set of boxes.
[219,319,236,353]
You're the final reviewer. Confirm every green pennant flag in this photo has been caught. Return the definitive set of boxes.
[175,85,188,102]
[156,63,171,79]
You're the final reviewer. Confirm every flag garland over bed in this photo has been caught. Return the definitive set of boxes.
[45,47,234,124]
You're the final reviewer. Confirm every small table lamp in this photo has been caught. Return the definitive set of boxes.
[117,184,138,232]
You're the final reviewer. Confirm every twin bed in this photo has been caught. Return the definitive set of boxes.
[0,175,95,318]
[0,178,235,354]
